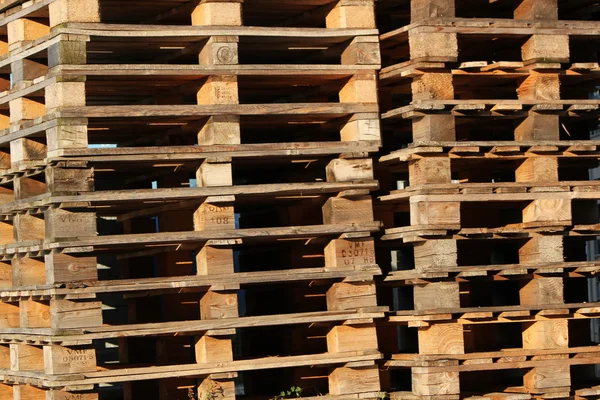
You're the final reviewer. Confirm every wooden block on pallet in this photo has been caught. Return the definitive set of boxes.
[48,40,88,67]
[0,152,10,171]
[341,36,381,65]
[414,239,458,271]
[414,282,460,311]
[519,236,563,264]
[194,202,235,231]
[409,157,451,186]
[45,253,97,285]
[412,370,460,396]
[198,116,241,145]
[524,364,570,390]
[197,76,239,105]
[517,72,560,101]
[0,384,11,399]
[14,177,46,200]
[411,0,455,21]
[520,277,563,306]
[10,344,44,372]
[195,335,233,363]
[339,74,378,103]
[418,323,465,355]
[515,113,559,141]
[410,201,460,226]
[412,73,454,101]
[329,365,380,395]
[324,237,375,268]
[0,77,9,92]
[199,377,235,400]
[322,196,374,224]
[514,0,558,20]
[192,0,243,26]
[0,302,20,328]
[326,0,376,29]
[49,0,101,26]
[12,257,46,286]
[522,320,568,350]
[0,345,9,369]
[0,114,9,130]
[45,208,97,240]
[45,82,86,110]
[197,161,233,187]
[0,221,15,245]
[46,167,94,193]
[409,31,458,61]
[46,121,89,153]
[516,157,558,183]
[11,59,48,85]
[0,261,11,288]
[10,139,47,165]
[522,35,569,63]
[20,299,102,329]
[326,158,374,182]
[327,325,378,352]
[44,345,96,374]
[196,245,234,275]
[199,36,239,65]
[413,114,456,142]
[200,291,238,320]
[0,39,7,57]
[13,214,45,242]
[522,199,571,224]
[9,98,45,123]
[327,282,377,310]
[340,114,381,142]
[13,385,45,400]
[7,19,49,46]
[51,299,102,329]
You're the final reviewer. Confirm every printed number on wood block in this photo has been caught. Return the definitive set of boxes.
[325,238,375,268]
[194,203,235,231]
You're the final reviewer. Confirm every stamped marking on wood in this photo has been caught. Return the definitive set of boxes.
[217,46,235,64]
[340,240,375,266]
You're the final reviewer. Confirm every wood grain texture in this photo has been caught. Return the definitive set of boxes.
[522,320,569,350]
[418,323,465,355]
[514,0,558,20]
[328,365,380,395]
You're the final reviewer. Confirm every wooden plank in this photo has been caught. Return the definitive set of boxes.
[0,308,387,344]
[54,350,383,386]
[56,103,377,118]
[1,264,381,296]
[43,222,381,250]
[58,23,379,38]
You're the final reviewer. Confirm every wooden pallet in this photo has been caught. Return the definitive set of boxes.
[0,0,385,399]
[375,0,600,398]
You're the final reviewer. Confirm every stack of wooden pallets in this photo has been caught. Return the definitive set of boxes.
[0,0,384,399]
[376,0,600,398]
[2,0,600,399]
